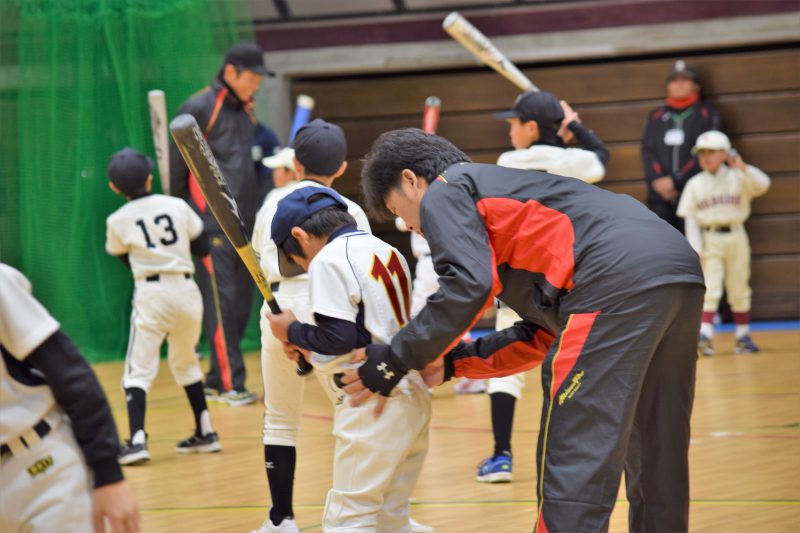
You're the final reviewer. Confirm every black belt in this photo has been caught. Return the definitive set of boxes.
[146,273,191,282]
[1,419,51,458]
[701,225,732,233]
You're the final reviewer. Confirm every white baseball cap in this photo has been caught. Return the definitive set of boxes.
[692,130,731,154]
[262,147,296,170]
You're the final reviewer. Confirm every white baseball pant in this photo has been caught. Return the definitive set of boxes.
[487,306,526,399]
[701,226,752,312]
[0,414,93,532]
[122,274,204,391]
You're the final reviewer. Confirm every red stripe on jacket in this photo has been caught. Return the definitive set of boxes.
[477,197,576,291]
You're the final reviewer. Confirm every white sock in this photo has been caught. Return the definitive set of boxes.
[736,324,750,339]
[132,429,146,445]
[200,409,213,436]
[700,322,714,339]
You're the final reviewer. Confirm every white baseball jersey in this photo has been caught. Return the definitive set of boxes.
[105,194,203,279]
[307,230,416,379]
[677,164,771,227]
[252,180,371,284]
[0,264,60,441]
[497,144,605,183]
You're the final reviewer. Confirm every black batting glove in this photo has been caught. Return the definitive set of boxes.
[357,344,407,397]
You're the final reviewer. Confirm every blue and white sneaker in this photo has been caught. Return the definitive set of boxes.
[476,453,512,483]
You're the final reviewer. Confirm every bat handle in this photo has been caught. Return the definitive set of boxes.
[267,299,314,376]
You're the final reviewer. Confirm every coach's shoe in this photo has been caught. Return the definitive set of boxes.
[251,516,299,533]
[734,334,760,354]
[222,389,258,406]
[476,452,512,483]
[118,439,150,466]
[454,377,486,394]
[698,334,715,357]
[410,517,435,532]
[176,431,222,454]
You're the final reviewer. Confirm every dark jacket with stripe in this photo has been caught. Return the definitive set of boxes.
[377,163,704,378]
[169,79,258,233]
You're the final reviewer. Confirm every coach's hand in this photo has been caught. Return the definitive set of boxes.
[342,345,406,402]
[266,309,297,343]
[93,480,139,532]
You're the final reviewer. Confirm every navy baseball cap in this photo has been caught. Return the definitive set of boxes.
[108,147,154,196]
[271,186,348,277]
[667,59,699,84]
[494,90,564,130]
[223,42,274,77]
[291,119,347,176]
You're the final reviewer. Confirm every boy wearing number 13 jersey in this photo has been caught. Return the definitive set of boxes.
[267,187,431,532]
[105,148,220,466]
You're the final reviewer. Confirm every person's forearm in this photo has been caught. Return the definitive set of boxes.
[287,315,358,355]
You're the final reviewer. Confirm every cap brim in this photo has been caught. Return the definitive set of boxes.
[248,65,274,77]
[262,155,290,169]
[493,110,520,120]
[277,247,305,278]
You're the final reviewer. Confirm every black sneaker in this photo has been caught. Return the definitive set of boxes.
[119,439,150,466]
[176,432,222,454]
[735,334,760,354]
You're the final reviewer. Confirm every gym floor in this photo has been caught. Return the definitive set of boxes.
[91,328,800,532]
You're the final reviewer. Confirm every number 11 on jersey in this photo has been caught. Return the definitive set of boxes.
[370,251,411,326]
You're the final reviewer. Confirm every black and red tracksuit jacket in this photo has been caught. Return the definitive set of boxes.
[376,163,704,378]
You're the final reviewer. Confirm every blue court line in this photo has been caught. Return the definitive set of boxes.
[471,320,800,339]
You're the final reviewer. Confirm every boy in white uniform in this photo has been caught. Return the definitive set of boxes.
[105,148,221,465]
[677,130,771,355]
[250,120,371,533]
[0,263,139,532]
[477,90,609,483]
[267,187,431,533]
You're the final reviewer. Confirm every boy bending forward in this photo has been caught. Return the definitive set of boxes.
[267,187,430,532]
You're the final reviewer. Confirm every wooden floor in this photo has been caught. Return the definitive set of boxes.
[92,330,800,532]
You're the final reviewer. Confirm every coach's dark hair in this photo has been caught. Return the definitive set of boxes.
[279,200,357,260]
[360,128,471,220]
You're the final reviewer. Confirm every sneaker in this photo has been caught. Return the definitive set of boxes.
[221,389,258,406]
[454,378,486,394]
[118,439,150,466]
[203,387,219,402]
[410,517,435,532]
[176,432,222,454]
[735,334,760,354]
[476,453,512,483]
[250,516,299,533]
[698,334,715,357]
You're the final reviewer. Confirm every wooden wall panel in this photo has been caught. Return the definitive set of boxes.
[292,46,800,320]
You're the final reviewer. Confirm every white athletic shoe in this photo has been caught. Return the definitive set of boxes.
[411,517,435,532]
[250,516,299,533]
[454,378,486,394]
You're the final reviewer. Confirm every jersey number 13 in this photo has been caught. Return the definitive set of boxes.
[136,214,178,248]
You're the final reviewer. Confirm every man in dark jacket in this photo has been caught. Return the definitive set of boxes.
[169,42,272,405]
[642,60,722,233]
[345,129,704,532]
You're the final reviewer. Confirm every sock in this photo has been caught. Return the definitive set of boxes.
[265,445,296,524]
[184,381,212,435]
[735,324,750,338]
[490,392,516,457]
[700,321,714,339]
[125,387,146,439]
[733,311,750,339]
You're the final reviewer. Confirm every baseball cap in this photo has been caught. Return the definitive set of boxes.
[691,130,731,154]
[223,42,274,77]
[291,119,347,176]
[667,59,699,84]
[262,147,296,170]
[494,90,564,129]
[271,186,348,277]
[108,147,154,196]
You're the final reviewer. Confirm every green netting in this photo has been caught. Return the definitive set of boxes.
[8,0,258,362]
